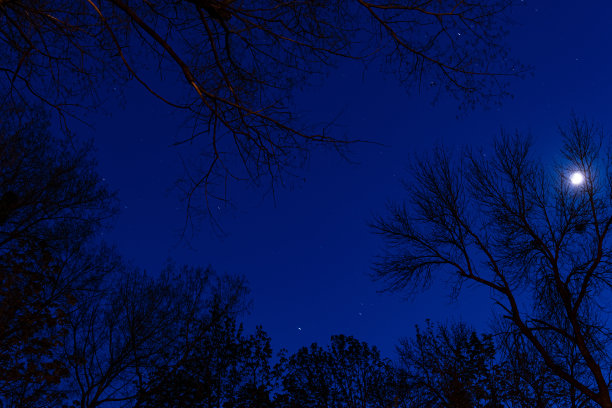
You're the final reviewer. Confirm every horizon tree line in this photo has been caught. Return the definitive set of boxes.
[6,2,612,406]
[1,103,607,407]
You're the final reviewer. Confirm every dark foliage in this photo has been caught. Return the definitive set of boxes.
[63,263,250,408]
[137,314,273,408]
[398,321,504,408]
[275,334,408,408]
[0,104,116,406]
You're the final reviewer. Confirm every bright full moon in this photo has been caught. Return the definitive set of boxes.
[570,171,585,185]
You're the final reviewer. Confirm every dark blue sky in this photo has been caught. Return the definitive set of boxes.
[71,1,612,358]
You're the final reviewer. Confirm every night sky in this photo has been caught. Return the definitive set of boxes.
[65,1,612,358]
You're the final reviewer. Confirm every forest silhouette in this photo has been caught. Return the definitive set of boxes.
[5,1,612,408]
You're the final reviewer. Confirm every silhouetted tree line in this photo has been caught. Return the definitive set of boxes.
[6,2,612,407]
[0,103,410,408]
[1,103,596,408]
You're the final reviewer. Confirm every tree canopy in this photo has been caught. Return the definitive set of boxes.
[0,105,116,406]
[0,0,522,216]
[373,118,612,407]
[398,321,503,408]
[275,334,407,408]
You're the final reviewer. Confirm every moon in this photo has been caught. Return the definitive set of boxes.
[570,171,585,185]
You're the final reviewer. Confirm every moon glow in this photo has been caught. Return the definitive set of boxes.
[570,171,585,185]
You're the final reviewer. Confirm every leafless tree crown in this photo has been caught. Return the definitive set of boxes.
[373,118,612,407]
[0,0,521,219]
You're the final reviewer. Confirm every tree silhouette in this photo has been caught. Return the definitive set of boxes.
[494,323,589,408]
[275,334,407,408]
[0,104,116,406]
[373,117,612,407]
[0,0,522,216]
[63,263,250,408]
[398,321,507,408]
[137,315,273,408]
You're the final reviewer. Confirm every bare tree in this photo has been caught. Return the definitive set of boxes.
[62,263,249,408]
[275,334,408,407]
[398,321,505,408]
[373,118,612,407]
[398,320,573,408]
[0,104,117,407]
[0,0,522,219]
[495,322,592,408]
[138,322,275,408]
